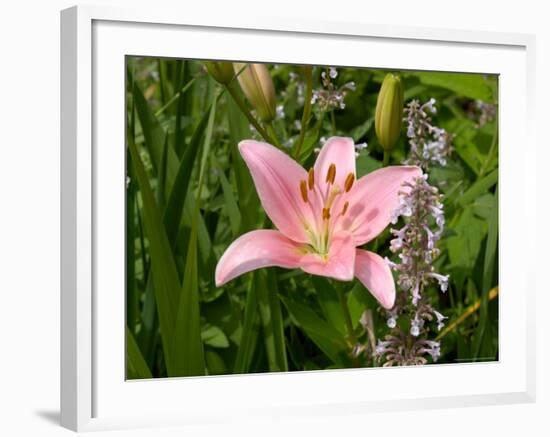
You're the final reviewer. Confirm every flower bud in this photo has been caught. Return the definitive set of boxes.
[234,63,276,122]
[204,61,234,84]
[375,73,404,151]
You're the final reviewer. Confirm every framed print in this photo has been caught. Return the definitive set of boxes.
[60,5,536,431]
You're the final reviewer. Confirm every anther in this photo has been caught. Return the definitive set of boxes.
[322,207,331,220]
[344,173,355,192]
[308,168,315,190]
[300,180,309,203]
[341,201,349,216]
[325,163,336,185]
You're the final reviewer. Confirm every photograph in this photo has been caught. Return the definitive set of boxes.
[125,57,499,379]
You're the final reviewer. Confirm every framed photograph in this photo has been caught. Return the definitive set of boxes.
[60,5,536,431]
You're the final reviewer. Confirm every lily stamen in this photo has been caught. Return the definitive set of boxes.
[300,180,309,203]
[308,168,315,190]
[341,201,349,216]
[326,163,336,184]
[344,173,355,192]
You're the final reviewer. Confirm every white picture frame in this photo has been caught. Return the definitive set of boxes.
[60,5,536,432]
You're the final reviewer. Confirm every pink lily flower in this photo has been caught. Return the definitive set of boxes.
[215,137,421,309]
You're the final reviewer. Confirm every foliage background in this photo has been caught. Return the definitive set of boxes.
[125,57,498,379]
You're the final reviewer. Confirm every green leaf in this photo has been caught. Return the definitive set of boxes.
[126,326,152,379]
[127,77,140,333]
[482,189,499,294]
[156,135,169,209]
[128,68,166,173]
[197,83,217,187]
[205,350,228,375]
[170,92,218,376]
[356,154,382,178]
[226,92,255,207]
[126,152,138,332]
[472,193,494,220]
[154,73,197,118]
[411,72,493,101]
[453,138,484,175]
[311,277,346,334]
[137,277,158,365]
[201,324,230,348]
[472,185,498,359]
[281,296,349,366]
[298,122,321,163]
[429,161,465,191]
[403,84,427,100]
[163,104,212,245]
[127,130,181,374]
[234,278,261,373]
[350,116,373,142]
[256,270,288,372]
[158,59,171,106]
[172,218,205,376]
[132,70,197,210]
[174,61,194,157]
[181,195,213,272]
[130,68,214,267]
[447,206,487,272]
[347,282,377,328]
[458,169,498,206]
[217,166,242,237]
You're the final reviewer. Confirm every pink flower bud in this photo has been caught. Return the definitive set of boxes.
[233,63,276,122]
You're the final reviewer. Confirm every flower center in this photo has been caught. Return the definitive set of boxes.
[298,163,354,256]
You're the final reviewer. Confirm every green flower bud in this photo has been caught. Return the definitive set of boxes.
[204,61,234,84]
[375,73,404,151]
[234,63,276,122]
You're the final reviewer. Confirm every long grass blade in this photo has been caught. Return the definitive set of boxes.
[226,92,259,231]
[130,67,214,273]
[171,91,218,376]
[217,165,242,237]
[280,296,349,366]
[126,326,153,379]
[311,276,346,334]
[256,270,288,372]
[472,186,499,359]
[172,219,205,376]
[126,153,138,333]
[233,278,260,373]
[458,169,498,206]
[127,129,181,374]
[163,104,212,245]
[437,287,499,341]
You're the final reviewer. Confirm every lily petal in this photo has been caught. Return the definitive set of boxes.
[314,137,356,194]
[239,140,315,243]
[300,232,356,281]
[339,166,422,245]
[215,230,303,286]
[354,249,396,309]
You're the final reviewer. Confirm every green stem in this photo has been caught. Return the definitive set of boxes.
[330,110,336,135]
[383,150,390,166]
[154,77,196,117]
[294,66,313,159]
[225,83,274,144]
[335,281,357,346]
[266,123,282,148]
[479,116,499,178]
[195,90,219,210]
